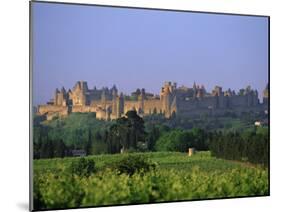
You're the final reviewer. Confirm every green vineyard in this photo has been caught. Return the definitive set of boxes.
[33,151,269,210]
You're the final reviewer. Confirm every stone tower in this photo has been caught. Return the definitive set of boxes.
[54,88,59,105]
[54,87,68,106]
[212,86,223,109]
[101,88,107,108]
[116,92,124,118]
[161,82,172,118]
[60,87,67,106]
[193,82,197,98]
[111,86,118,116]
[71,81,88,106]
[138,88,145,114]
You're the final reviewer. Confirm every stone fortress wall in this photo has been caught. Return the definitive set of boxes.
[37,81,269,121]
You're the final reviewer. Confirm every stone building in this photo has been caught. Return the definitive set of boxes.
[37,81,268,121]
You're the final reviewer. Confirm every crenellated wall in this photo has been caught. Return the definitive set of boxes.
[38,105,68,115]
[197,96,217,109]
[124,101,140,113]
[38,81,267,121]
[143,99,162,114]
[72,106,97,113]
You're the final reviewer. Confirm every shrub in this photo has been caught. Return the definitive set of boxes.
[112,154,157,176]
[69,157,96,177]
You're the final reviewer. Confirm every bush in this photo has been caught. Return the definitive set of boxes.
[69,157,96,177]
[112,154,157,176]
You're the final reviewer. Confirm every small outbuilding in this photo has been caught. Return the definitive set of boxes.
[71,150,86,157]
[188,148,196,157]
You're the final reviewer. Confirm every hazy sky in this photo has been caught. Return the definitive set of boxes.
[32,2,268,106]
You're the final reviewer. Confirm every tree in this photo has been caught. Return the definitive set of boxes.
[209,129,268,166]
[39,137,54,159]
[146,125,160,151]
[106,110,145,153]
[126,110,145,149]
[84,129,93,155]
[53,139,66,158]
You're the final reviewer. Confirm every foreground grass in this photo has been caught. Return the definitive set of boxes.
[33,152,268,210]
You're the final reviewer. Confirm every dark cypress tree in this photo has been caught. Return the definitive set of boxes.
[85,129,93,155]
[54,139,66,158]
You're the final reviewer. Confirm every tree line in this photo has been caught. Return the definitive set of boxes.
[33,111,269,167]
[155,128,209,152]
[209,128,268,166]
[34,111,153,158]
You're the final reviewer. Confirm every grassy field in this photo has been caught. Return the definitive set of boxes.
[33,151,269,210]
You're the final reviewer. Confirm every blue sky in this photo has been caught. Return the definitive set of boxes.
[32,2,268,105]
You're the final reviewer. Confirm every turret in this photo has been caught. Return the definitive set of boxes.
[71,81,88,106]
[101,88,106,106]
[112,86,118,116]
[105,105,111,121]
[111,85,118,96]
[61,86,66,94]
[54,88,59,105]
[60,87,68,106]
[116,92,124,118]
[80,81,89,93]
[196,85,206,99]
[137,88,145,114]
[112,87,117,99]
[67,89,73,106]
[212,86,223,108]
[193,82,197,98]
[162,84,172,118]
[54,87,68,106]
[212,86,222,96]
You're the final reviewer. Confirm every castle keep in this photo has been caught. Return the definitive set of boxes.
[37,81,268,121]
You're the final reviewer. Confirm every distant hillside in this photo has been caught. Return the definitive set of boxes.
[143,111,268,132]
[34,113,113,147]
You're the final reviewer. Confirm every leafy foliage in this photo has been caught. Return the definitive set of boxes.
[143,111,267,132]
[155,128,208,152]
[33,152,268,210]
[209,128,269,166]
[34,111,149,158]
[45,113,95,145]
[111,154,157,176]
[34,109,268,161]
[107,110,145,153]
[69,157,96,177]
